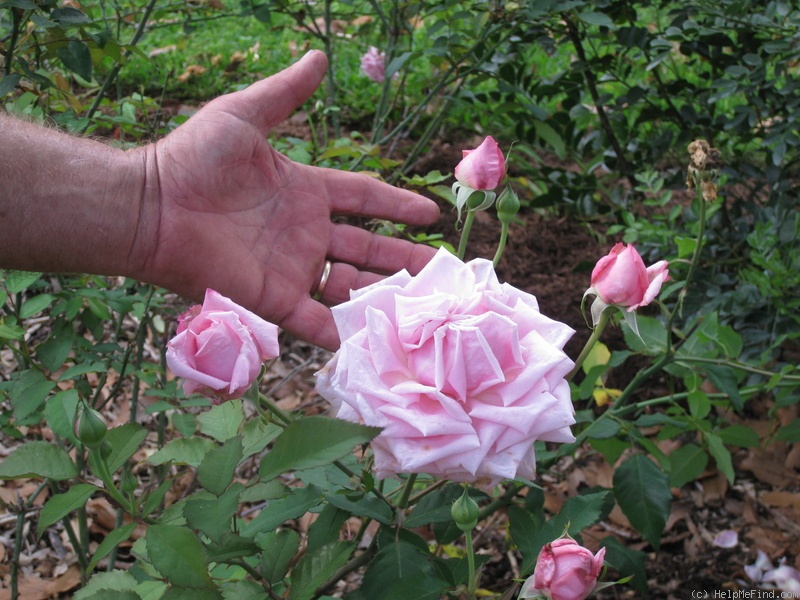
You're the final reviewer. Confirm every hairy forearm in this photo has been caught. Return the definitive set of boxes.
[0,113,146,278]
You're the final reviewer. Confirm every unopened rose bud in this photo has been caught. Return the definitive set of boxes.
[496,185,520,225]
[454,136,506,191]
[76,404,107,449]
[451,488,480,532]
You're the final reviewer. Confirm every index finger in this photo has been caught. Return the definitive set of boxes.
[316,165,441,225]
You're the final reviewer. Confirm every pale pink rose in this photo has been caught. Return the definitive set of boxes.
[315,247,576,486]
[454,136,506,191]
[167,289,279,403]
[532,538,606,600]
[590,243,669,311]
[360,46,386,83]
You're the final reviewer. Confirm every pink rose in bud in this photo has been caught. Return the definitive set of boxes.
[454,136,506,191]
[590,243,669,311]
[532,538,606,600]
[166,289,279,403]
[360,46,386,83]
[315,247,576,487]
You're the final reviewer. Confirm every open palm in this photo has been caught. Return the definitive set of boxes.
[130,51,439,349]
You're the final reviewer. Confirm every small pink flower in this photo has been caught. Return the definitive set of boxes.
[454,136,506,191]
[532,538,606,600]
[590,243,669,311]
[166,289,279,403]
[360,46,386,83]
[315,247,576,486]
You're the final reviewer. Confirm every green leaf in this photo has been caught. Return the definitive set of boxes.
[50,7,91,24]
[306,505,349,554]
[37,326,75,373]
[509,506,560,574]
[687,389,711,419]
[288,542,355,600]
[74,570,138,599]
[87,522,137,573]
[404,485,464,528]
[325,492,394,526]
[11,369,55,422]
[218,580,268,600]
[140,478,174,517]
[551,491,612,535]
[716,424,760,448]
[668,443,708,488]
[258,529,299,585]
[38,483,97,536]
[533,120,566,159]
[622,315,668,354]
[259,417,381,481]
[242,485,321,537]
[146,525,213,589]
[44,389,80,444]
[358,540,448,600]
[776,419,800,443]
[161,588,223,600]
[183,485,242,543]
[613,454,671,550]
[3,270,41,293]
[705,432,734,484]
[0,75,22,97]
[578,10,617,29]
[198,435,243,496]
[204,532,260,563]
[149,437,217,468]
[705,365,744,412]
[197,399,243,442]
[20,293,54,318]
[599,536,647,594]
[57,40,93,81]
[0,441,77,480]
[241,418,281,459]
[103,423,148,472]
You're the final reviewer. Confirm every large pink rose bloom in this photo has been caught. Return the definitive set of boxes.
[315,248,576,486]
[360,46,386,83]
[454,135,506,191]
[590,242,669,311]
[532,538,606,600]
[167,289,279,403]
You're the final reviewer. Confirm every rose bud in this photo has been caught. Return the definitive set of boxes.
[589,243,669,311]
[532,538,606,600]
[454,136,506,191]
[166,289,279,403]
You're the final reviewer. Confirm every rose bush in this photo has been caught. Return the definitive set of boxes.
[166,289,279,402]
[315,247,576,486]
[360,46,386,83]
[520,537,606,600]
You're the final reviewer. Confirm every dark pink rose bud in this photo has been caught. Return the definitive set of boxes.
[533,538,606,600]
[454,136,506,191]
[590,243,669,311]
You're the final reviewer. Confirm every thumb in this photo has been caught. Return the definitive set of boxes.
[234,50,328,134]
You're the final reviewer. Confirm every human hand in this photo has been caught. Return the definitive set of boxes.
[128,50,440,350]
